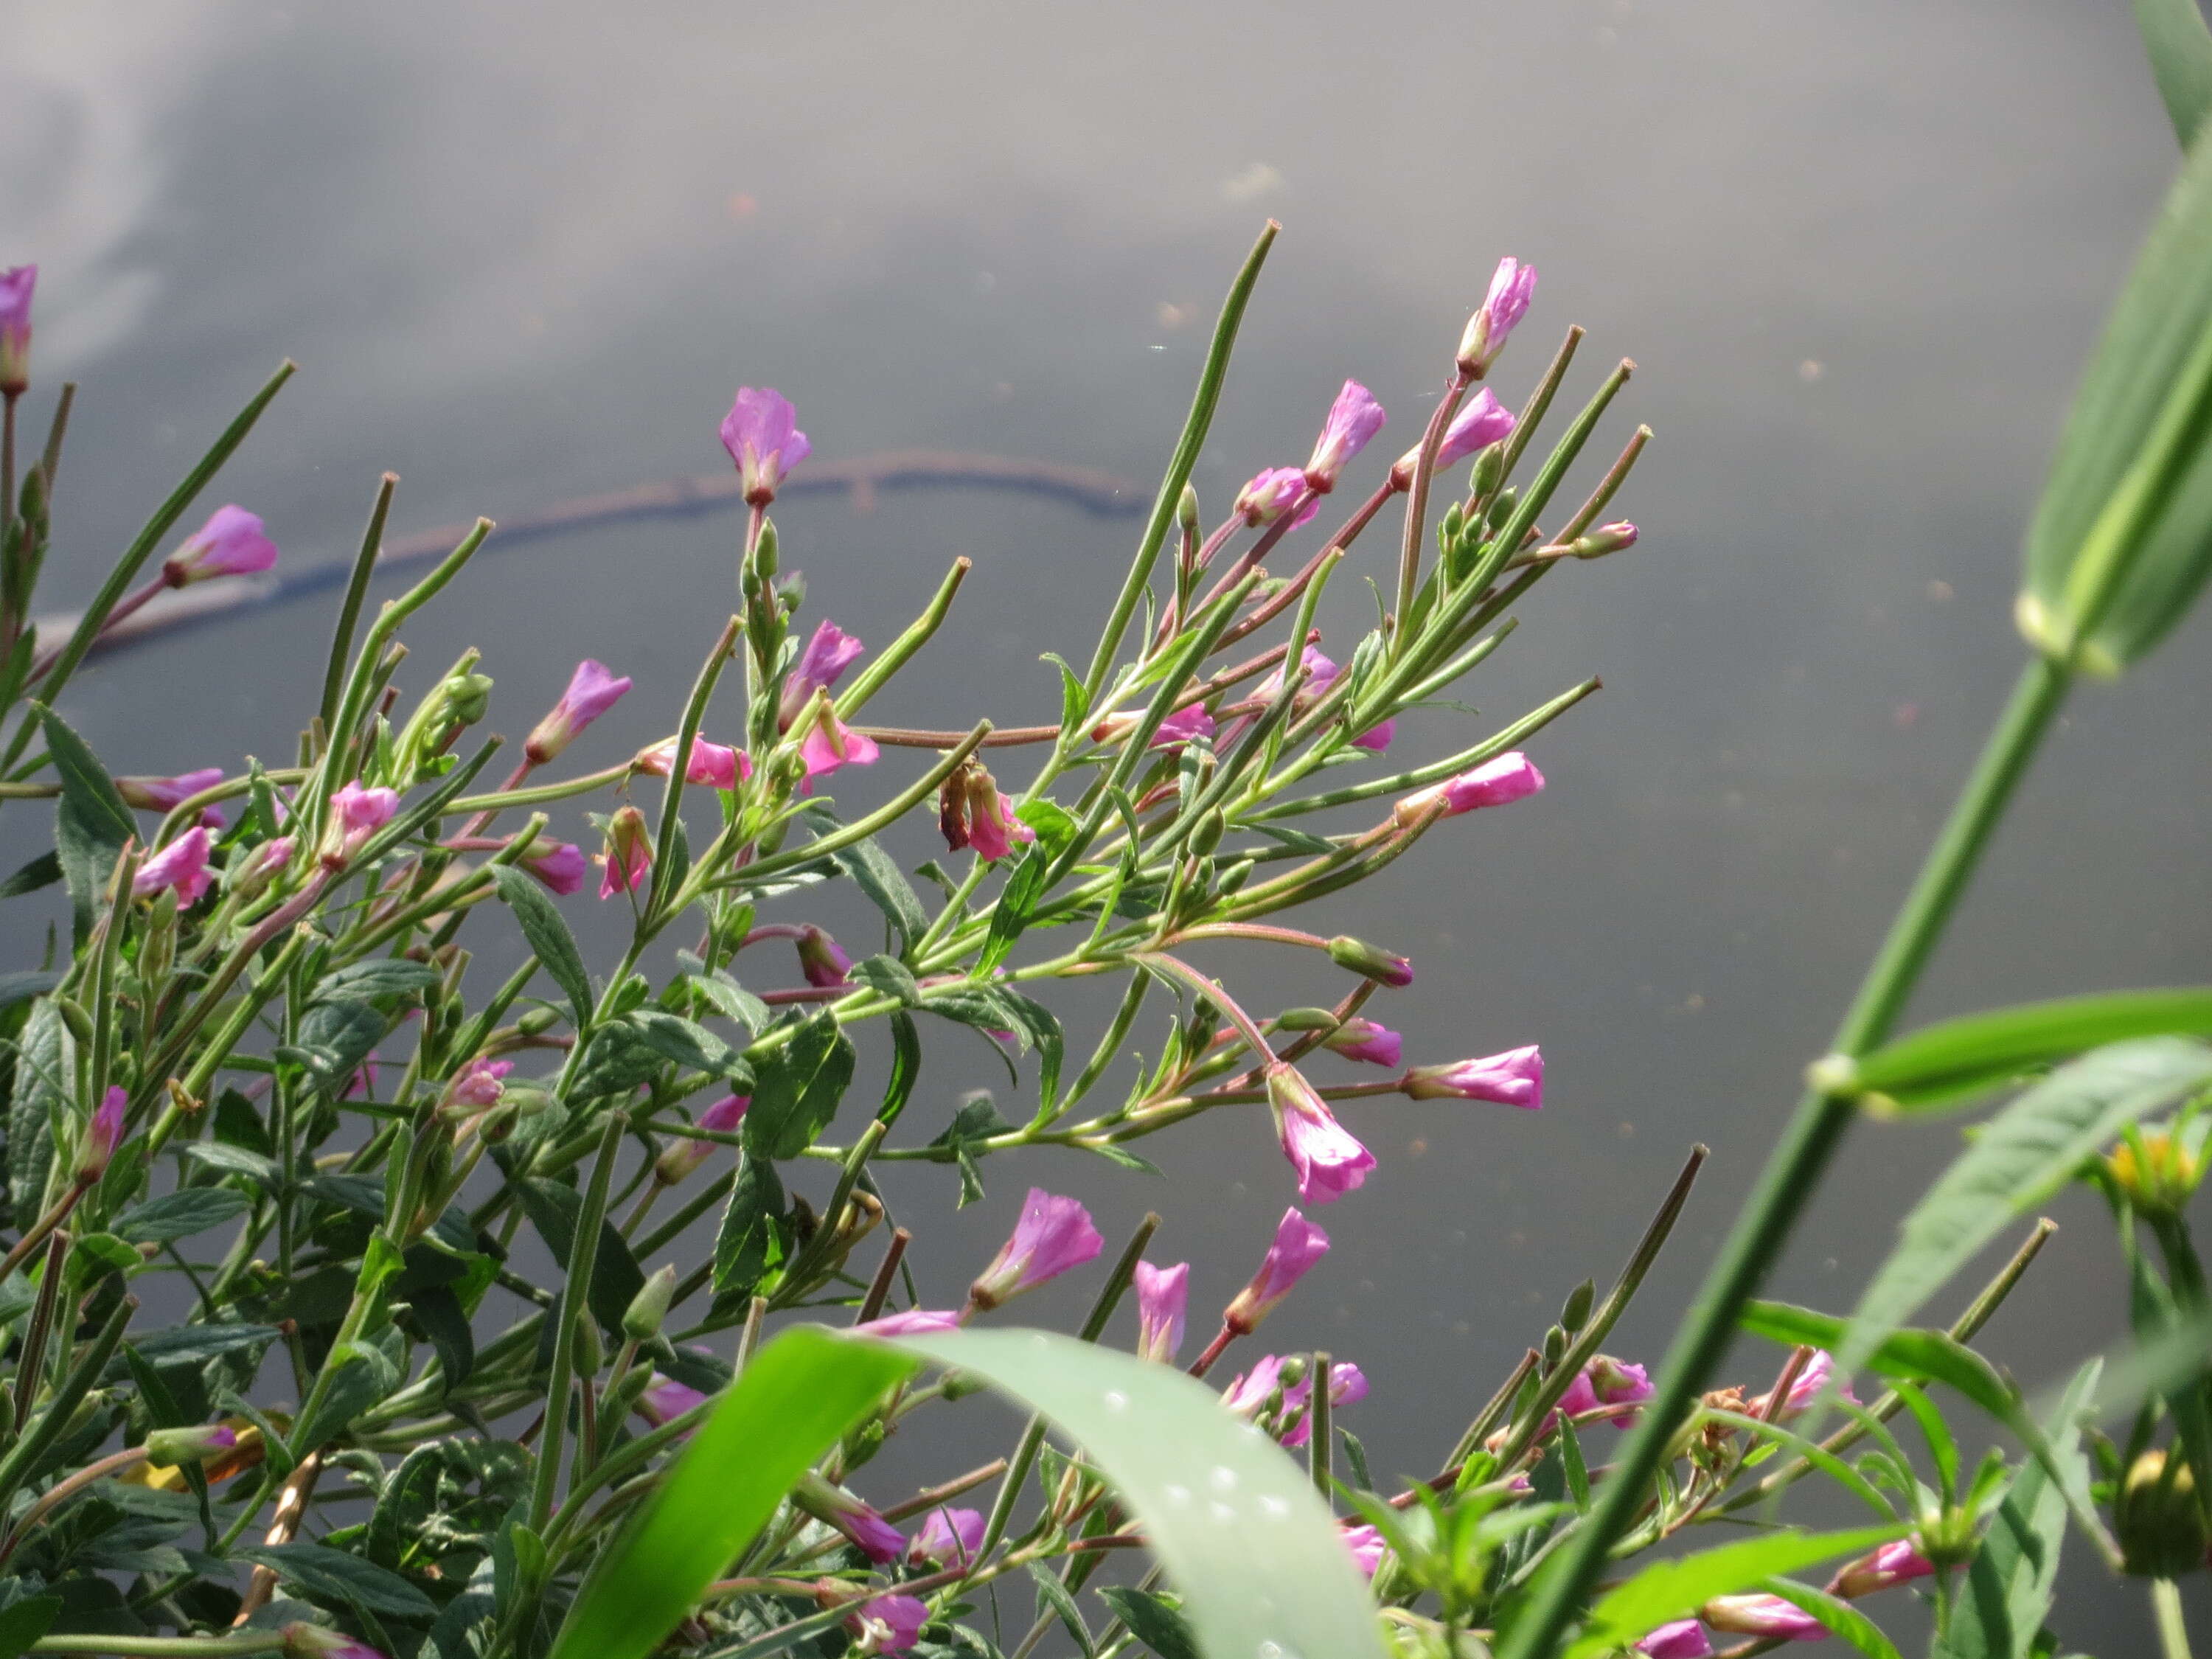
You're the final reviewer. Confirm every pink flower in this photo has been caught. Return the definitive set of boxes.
[1133,1261,1189,1363]
[1458,257,1538,376]
[1304,380,1387,493]
[324,782,400,864]
[847,1594,928,1655]
[164,506,279,585]
[1402,1045,1544,1110]
[656,1093,750,1184]
[117,768,226,826]
[1402,386,1516,474]
[1234,467,1319,529]
[1340,1523,1389,1579]
[1829,1540,1935,1599]
[133,827,215,904]
[597,805,653,899]
[77,1085,126,1181]
[1152,704,1216,750]
[1321,1018,1401,1068]
[442,1057,511,1112]
[635,735,748,791]
[795,925,852,990]
[852,1308,964,1337]
[1247,648,1392,754]
[1222,1355,1287,1414]
[970,1187,1105,1310]
[636,1375,709,1427]
[798,713,880,782]
[1551,1356,1652,1431]
[1394,752,1545,827]
[779,620,866,729]
[795,1472,905,1564]
[1700,1594,1827,1641]
[522,840,588,896]
[942,762,1035,862]
[526,660,633,765]
[723,386,812,507]
[1636,1621,1714,1659]
[1754,1349,1860,1419]
[1223,1208,1330,1335]
[233,835,296,897]
[911,1506,987,1568]
[1281,1360,1367,1447]
[0,265,34,393]
[1266,1065,1375,1205]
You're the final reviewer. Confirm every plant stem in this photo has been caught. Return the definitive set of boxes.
[2156,1578,2194,1659]
[1500,653,2071,1659]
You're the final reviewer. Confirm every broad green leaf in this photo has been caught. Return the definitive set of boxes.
[886,1327,1391,1659]
[1934,1362,2098,1659]
[315,959,442,1003]
[113,1186,251,1245]
[490,863,592,1029]
[0,849,60,900]
[235,1540,439,1617]
[1098,1587,1201,1659]
[2019,118,2212,671]
[833,836,930,956]
[742,1011,855,1159]
[630,1009,751,1084]
[0,1595,61,1659]
[1846,990,2212,1111]
[849,953,923,1006]
[1840,1038,2212,1374]
[8,998,67,1230]
[0,970,58,1012]
[41,706,133,942]
[1759,1579,1904,1659]
[1558,1525,1904,1659]
[980,841,1052,973]
[1745,1302,2017,1425]
[2137,0,2212,147]
[515,1178,646,1335]
[712,1153,786,1299]
[549,1326,915,1659]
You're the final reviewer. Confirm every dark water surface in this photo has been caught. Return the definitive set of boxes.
[7,0,2212,1644]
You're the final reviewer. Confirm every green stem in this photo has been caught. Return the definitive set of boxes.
[2157,1577,2194,1659]
[1500,653,2071,1659]
[530,1110,627,1530]
[31,1638,288,1658]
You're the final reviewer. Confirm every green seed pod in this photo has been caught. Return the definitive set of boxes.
[571,1315,603,1376]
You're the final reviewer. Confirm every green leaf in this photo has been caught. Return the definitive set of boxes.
[1934,1363,2099,1659]
[515,1178,647,1335]
[1557,1525,1905,1659]
[1847,991,2212,1111]
[885,1327,1390,1659]
[742,1012,855,1160]
[179,1141,281,1188]
[687,971,769,1034]
[2019,118,2212,671]
[0,1594,61,1659]
[1758,1579,1904,1659]
[549,1326,914,1659]
[2136,0,2212,147]
[1743,1303,2018,1425]
[1840,1038,2212,1374]
[37,705,134,849]
[834,837,930,957]
[236,1540,439,1618]
[712,1154,786,1300]
[293,998,391,1093]
[0,849,60,900]
[570,1018,668,1099]
[1097,1587,1201,1659]
[490,863,592,1029]
[849,953,923,1006]
[8,998,67,1230]
[0,970,58,1012]
[108,1322,280,1374]
[979,843,1052,973]
[877,1009,923,1127]
[315,959,442,1003]
[630,1010,751,1083]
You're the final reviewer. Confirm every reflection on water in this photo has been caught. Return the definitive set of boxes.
[7,0,2212,1641]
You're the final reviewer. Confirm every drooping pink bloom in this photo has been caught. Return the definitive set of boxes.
[1393,752,1545,827]
[1551,1356,1652,1432]
[950,765,1034,863]
[636,1375,709,1427]
[1636,1621,1714,1659]
[970,1188,1104,1310]
[635,735,748,791]
[442,1057,512,1113]
[1458,257,1538,377]
[656,1093,751,1185]
[118,769,226,827]
[1829,1540,1936,1599]
[1234,466,1319,529]
[1401,386,1517,478]
[526,660,633,765]
[1281,1360,1368,1447]
[723,386,812,506]
[852,1307,964,1337]
[1322,1018,1401,1068]
[1266,1064,1375,1205]
[1304,380,1387,493]
[281,1624,387,1659]
[1340,1523,1389,1579]
[1133,1260,1189,1363]
[164,506,279,585]
[77,1085,127,1181]
[796,925,852,990]
[0,265,34,393]
[1753,1349,1860,1419]
[1402,1045,1544,1110]
[522,840,588,897]
[134,827,215,904]
[324,782,400,864]
[795,1472,905,1564]
[1700,1594,1828,1641]
[846,1594,929,1655]
[779,620,866,728]
[910,1506,987,1568]
[1151,704,1216,750]
[598,804,653,899]
[798,713,880,782]
[1223,1208,1330,1335]
[1327,936,1415,988]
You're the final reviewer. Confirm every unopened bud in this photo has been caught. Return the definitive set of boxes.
[76,1086,127,1183]
[1542,1326,1568,1368]
[282,1624,386,1659]
[1570,521,1638,560]
[571,1317,602,1375]
[145,1423,240,1467]
[2120,1449,2208,1577]
[752,518,780,584]
[1560,1279,1595,1332]
[625,1266,679,1343]
[141,888,178,988]
[2107,1132,2204,1222]
[1189,809,1225,857]
[1178,484,1200,540]
[1274,1354,1310,1391]
[1326,936,1415,989]
[1471,442,1507,499]
[1273,1007,1340,1032]
[443,672,495,727]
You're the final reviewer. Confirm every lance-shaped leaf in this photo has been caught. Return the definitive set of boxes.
[2136,0,2212,148]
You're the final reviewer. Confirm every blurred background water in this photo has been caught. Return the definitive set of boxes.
[6,0,2212,1644]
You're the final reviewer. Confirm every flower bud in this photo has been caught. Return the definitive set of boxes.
[1177,483,1201,540]
[133,827,215,905]
[1635,1623,1713,1659]
[1304,382,1387,493]
[76,1086,126,1183]
[2106,1130,2204,1222]
[116,768,226,818]
[656,1093,750,1185]
[2119,1449,2208,1577]
[282,1625,386,1659]
[623,1264,680,1342]
[1394,387,1517,478]
[1326,936,1414,988]
[1234,466,1318,529]
[1828,1539,1935,1599]
[1133,1260,1189,1363]
[1320,1017,1400,1068]
[321,782,400,867]
[439,1057,511,1117]
[145,1423,240,1467]
[1455,257,1537,378]
[1222,1208,1329,1335]
[635,734,749,791]
[231,836,296,900]
[1571,521,1639,560]
[796,925,852,990]
[793,1471,905,1563]
[1471,442,1508,500]
[911,1506,987,1569]
[526,660,633,765]
[521,840,588,897]
[1402,1045,1544,1110]
[1699,1594,1823,1639]
[163,506,279,585]
[1188,808,1226,857]
[598,805,653,899]
[0,265,34,394]
[1559,1279,1596,1332]
[1393,752,1544,827]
